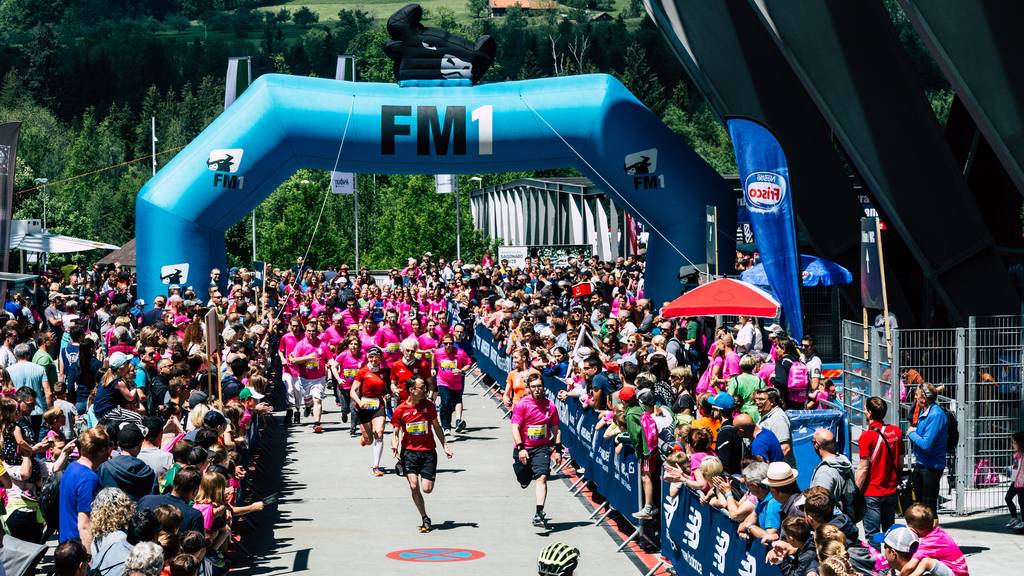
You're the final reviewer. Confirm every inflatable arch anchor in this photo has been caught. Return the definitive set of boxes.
[136,73,733,303]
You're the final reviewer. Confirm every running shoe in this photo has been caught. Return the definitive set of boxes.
[1012,520,1024,530]
[443,428,452,438]
[293,411,301,425]
[532,512,548,527]
[372,467,385,477]
[313,424,323,434]
[456,419,467,433]
[1007,518,1021,528]
[420,516,432,533]
[632,505,657,520]
[342,412,349,423]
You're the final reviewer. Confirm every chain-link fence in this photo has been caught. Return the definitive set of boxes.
[841,317,1024,515]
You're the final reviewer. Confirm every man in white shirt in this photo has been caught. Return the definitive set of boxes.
[735,316,757,355]
[0,329,16,369]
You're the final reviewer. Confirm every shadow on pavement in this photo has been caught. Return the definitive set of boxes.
[233,415,312,576]
[432,520,481,531]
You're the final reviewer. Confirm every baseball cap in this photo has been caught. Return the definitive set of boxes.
[637,388,655,406]
[204,410,228,428]
[709,391,735,410]
[188,391,209,408]
[239,387,265,401]
[222,381,242,400]
[883,526,919,554]
[117,423,145,449]
[618,386,636,402]
[109,352,134,369]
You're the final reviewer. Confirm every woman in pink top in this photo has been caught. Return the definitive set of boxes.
[330,337,365,436]
[358,314,379,354]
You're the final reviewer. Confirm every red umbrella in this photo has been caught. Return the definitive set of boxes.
[661,277,780,318]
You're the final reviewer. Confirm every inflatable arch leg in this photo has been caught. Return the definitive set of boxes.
[136,74,733,303]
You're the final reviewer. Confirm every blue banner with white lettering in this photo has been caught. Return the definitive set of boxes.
[727,118,803,340]
[661,482,780,576]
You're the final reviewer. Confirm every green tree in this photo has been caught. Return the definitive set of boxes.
[620,41,666,116]
[467,0,490,19]
[292,6,319,28]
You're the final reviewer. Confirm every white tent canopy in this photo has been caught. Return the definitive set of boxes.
[9,220,118,254]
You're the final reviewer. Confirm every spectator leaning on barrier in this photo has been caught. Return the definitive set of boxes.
[622,387,658,522]
[735,413,784,464]
[755,387,797,468]
[907,384,948,516]
[856,396,904,542]
[810,429,856,520]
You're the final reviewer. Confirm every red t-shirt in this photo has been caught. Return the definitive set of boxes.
[859,420,903,497]
[391,399,438,451]
[355,366,386,400]
[390,359,432,403]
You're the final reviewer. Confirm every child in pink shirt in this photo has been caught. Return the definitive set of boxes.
[905,503,970,576]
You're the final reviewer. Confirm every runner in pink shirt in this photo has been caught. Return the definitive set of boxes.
[375,309,407,369]
[290,319,333,433]
[278,319,305,425]
[330,337,365,437]
[511,373,562,528]
[340,296,365,330]
[434,336,472,433]
[358,314,380,354]
[324,313,347,347]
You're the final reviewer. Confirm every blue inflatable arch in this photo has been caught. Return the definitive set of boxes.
[136,73,733,303]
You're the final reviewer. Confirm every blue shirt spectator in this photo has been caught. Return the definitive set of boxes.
[751,427,785,463]
[908,401,948,469]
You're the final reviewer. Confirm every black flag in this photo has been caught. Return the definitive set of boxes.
[860,217,884,309]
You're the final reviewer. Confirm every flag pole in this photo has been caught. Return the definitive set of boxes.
[875,219,892,361]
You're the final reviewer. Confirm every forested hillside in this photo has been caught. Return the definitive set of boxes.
[0,0,949,268]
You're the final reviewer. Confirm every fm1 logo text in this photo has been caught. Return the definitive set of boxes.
[381,105,492,156]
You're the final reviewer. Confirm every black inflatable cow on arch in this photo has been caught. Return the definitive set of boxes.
[384,4,496,84]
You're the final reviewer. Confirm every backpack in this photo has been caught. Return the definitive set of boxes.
[973,458,1000,487]
[39,468,63,529]
[787,359,810,403]
[942,406,959,454]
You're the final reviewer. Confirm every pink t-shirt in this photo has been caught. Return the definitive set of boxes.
[417,333,438,352]
[358,329,378,354]
[323,325,346,347]
[341,308,365,331]
[722,351,741,380]
[434,348,471,390]
[914,527,969,576]
[511,395,560,450]
[376,325,406,367]
[336,350,364,389]
[690,451,712,481]
[279,333,301,376]
[293,337,332,380]
[758,362,776,385]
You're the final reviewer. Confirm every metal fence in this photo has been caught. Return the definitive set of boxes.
[841,317,1024,515]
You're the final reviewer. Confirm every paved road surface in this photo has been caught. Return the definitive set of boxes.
[236,381,645,576]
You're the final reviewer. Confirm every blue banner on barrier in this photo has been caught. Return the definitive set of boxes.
[473,324,640,518]
[473,324,513,387]
[661,482,780,576]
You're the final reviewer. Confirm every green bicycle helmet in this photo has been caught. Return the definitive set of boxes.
[538,542,580,576]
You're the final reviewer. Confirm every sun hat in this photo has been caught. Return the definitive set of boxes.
[764,462,799,487]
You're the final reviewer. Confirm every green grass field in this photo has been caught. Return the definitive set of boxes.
[260,0,478,23]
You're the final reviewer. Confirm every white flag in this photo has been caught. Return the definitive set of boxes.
[331,172,356,194]
[435,174,455,194]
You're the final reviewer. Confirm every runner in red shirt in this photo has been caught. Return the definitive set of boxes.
[352,347,388,476]
[391,377,452,533]
[390,338,435,404]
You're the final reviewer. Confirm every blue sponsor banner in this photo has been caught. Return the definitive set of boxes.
[727,118,803,340]
[661,482,779,576]
[473,324,640,518]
